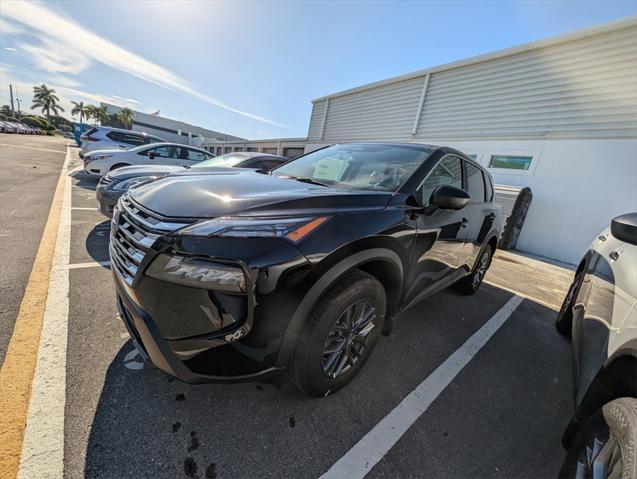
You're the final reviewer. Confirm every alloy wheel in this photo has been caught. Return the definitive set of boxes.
[472,251,490,288]
[574,428,621,479]
[321,301,376,379]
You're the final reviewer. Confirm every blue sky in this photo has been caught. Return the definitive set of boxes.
[1,0,635,139]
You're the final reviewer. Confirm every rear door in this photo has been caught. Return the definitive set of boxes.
[460,161,495,270]
[405,155,469,305]
[143,145,179,165]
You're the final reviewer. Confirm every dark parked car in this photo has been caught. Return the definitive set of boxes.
[556,213,637,478]
[96,152,289,217]
[110,143,503,396]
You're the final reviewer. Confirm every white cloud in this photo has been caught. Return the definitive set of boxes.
[18,37,91,73]
[4,47,16,52]
[1,1,287,128]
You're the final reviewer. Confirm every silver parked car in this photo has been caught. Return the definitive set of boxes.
[79,126,165,158]
[556,213,637,478]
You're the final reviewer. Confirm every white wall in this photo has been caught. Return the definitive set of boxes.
[306,139,637,265]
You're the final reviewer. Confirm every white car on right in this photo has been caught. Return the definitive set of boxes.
[83,142,214,176]
[556,212,637,478]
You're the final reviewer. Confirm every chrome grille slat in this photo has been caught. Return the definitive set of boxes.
[109,194,189,285]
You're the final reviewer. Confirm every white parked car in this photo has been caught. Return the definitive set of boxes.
[82,142,215,176]
[79,126,165,158]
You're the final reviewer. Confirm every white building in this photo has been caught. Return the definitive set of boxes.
[102,103,244,146]
[301,17,637,265]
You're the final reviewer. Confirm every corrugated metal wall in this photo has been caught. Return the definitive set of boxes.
[322,77,424,141]
[308,23,637,142]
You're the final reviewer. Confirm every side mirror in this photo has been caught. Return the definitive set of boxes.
[611,213,637,246]
[430,185,471,210]
[148,152,156,159]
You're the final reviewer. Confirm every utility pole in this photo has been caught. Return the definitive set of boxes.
[9,84,15,115]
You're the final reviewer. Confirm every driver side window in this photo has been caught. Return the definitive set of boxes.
[418,156,463,207]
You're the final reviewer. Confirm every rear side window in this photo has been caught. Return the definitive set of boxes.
[106,131,145,145]
[419,155,463,207]
[465,162,486,203]
[84,128,98,137]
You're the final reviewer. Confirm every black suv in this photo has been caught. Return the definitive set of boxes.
[110,143,502,396]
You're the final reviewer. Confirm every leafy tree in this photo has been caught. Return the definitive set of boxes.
[1,104,13,117]
[31,84,64,125]
[84,104,97,123]
[94,106,109,125]
[116,107,135,129]
[71,101,90,124]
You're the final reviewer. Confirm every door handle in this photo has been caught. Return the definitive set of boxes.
[609,251,620,261]
[461,217,469,227]
[487,213,496,220]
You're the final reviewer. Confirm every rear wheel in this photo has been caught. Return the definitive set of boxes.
[291,270,386,397]
[559,398,637,479]
[109,163,130,171]
[453,245,492,295]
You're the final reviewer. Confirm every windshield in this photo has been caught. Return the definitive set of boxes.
[192,153,247,168]
[272,144,431,192]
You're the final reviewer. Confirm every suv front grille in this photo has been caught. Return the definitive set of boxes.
[110,195,189,286]
[99,175,115,187]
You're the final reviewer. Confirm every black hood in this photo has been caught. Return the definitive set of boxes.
[129,169,393,218]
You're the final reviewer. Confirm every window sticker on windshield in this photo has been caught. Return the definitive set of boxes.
[314,158,345,180]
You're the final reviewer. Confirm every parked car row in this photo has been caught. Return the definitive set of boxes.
[0,120,45,135]
[80,126,165,158]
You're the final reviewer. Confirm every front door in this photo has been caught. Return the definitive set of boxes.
[405,155,469,305]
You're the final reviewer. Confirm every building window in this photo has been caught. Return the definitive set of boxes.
[488,155,533,171]
[283,147,305,159]
[262,147,278,155]
[247,147,259,152]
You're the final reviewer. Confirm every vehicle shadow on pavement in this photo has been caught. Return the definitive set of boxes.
[82,284,572,479]
[70,170,99,191]
[84,221,111,265]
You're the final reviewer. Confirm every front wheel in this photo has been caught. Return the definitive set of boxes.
[555,271,583,336]
[453,245,492,295]
[559,398,637,479]
[291,270,386,397]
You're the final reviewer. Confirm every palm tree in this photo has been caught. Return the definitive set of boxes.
[84,104,97,124]
[94,106,110,125]
[71,101,89,124]
[31,84,64,125]
[116,107,135,129]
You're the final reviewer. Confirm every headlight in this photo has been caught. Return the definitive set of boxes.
[93,154,112,160]
[112,176,157,191]
[146,254,246,292]
[178,216,329,242]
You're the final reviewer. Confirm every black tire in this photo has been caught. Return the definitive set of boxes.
[291,270,386,398]
[453,245,492,295]
[109,163,130,171]
[559,397,637,478]
[555,272,583,336]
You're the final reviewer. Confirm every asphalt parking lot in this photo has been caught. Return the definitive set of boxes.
[2,135,577,479]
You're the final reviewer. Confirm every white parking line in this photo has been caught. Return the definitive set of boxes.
[320,294,524,479]
[71,207,97,211]
[18,146,73,479]
[0,143,68,154]
[67,261,110,270]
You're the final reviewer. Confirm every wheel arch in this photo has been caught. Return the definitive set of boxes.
[275,247,403,368]
[563,352,637,448]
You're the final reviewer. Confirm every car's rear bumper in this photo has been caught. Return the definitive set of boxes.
[114,271,285,384]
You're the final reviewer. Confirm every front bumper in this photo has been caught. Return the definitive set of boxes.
[115,273,285,384]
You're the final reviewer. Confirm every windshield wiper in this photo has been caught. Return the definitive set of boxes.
[289,176,329,187]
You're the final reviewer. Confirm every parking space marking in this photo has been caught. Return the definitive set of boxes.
[0,143,68,154]
[0,147,70,479]
[67,261,110,270]
[16,147,74,479]
[320,294,524,479]
[71,207,97,211]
